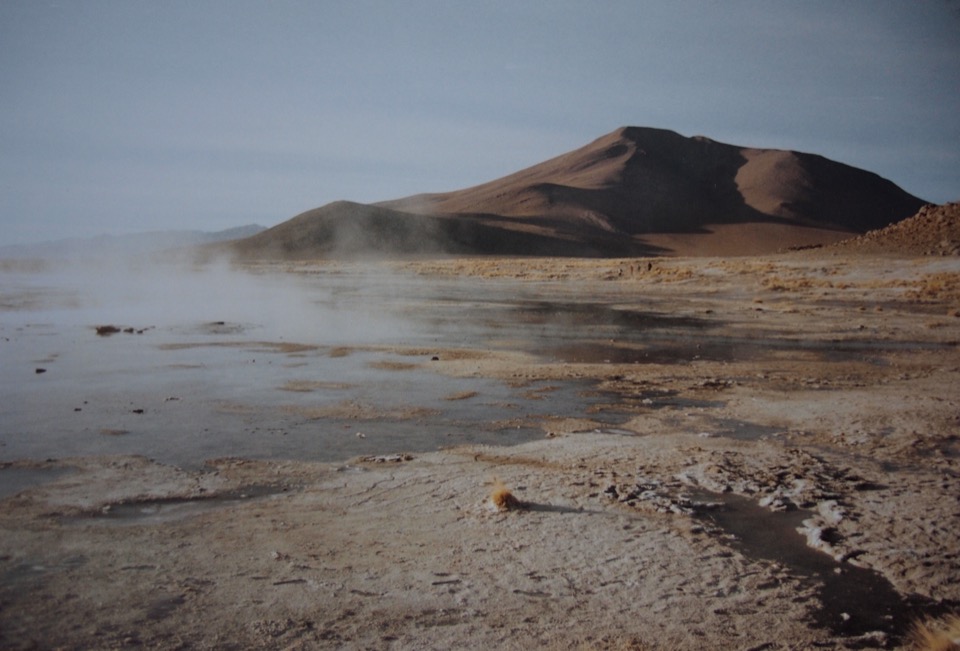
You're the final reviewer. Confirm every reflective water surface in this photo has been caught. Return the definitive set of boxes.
[1,261,630,468]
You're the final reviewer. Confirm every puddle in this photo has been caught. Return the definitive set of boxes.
[175,320,250,336]
[697,492,947,639]
[66,484,290,526]
[0,466,75,500]
[507,301,711,331]
[543,335,952,366]
[696,417,783,441]
[545,339,763,365]
[611,387,725,411]
[589,427,643,437]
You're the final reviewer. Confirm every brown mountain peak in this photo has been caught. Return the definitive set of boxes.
[235,127,928,258]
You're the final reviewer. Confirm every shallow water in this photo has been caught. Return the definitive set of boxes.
[0,466,75,500]
[3,259,953,469]
[0,262,631,468]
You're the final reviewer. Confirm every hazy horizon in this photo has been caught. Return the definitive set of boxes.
[2,1,958,247]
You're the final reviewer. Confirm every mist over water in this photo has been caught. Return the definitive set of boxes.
[0,255,410,344]
[0,254,613,467]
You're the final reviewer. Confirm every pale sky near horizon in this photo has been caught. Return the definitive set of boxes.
[1,1,958,246]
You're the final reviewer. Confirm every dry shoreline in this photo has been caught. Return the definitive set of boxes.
[2,252,959,650]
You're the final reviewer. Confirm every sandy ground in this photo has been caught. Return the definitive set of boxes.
[2,252,959,650]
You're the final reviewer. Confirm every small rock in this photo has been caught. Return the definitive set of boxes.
[95,325,122,336]
[359,453,413,463]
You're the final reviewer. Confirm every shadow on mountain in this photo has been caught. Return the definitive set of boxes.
[230,201,669,259]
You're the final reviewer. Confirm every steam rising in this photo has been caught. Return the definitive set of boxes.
[1,249,415,346]
[0,245,594,467]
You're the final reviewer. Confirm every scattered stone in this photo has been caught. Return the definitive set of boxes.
[94,324,152,337]
[698,378,736,389]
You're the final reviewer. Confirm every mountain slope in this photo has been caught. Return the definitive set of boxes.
[231,200,656,259]
[383,126,924,234]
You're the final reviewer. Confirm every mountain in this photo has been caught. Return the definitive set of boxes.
[235,127,927,258]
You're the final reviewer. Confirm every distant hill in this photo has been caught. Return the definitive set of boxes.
[234,126,928,258]
[1,224,267,260]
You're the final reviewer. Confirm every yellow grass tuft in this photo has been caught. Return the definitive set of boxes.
[490,476,522,511]
[909,613,960,651]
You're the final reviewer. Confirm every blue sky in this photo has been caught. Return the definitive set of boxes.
[1,1,958,246]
